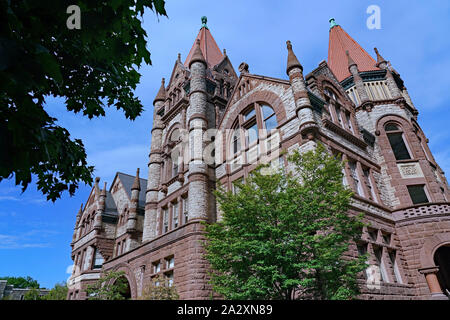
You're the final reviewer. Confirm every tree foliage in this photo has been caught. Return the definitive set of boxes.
[43,282,68,300]
[86,270,130,300]
[204,143,367,300]
[138,275,179,300]
[0,0,167,201]
[0,276,40,289]
[23,287,42,300]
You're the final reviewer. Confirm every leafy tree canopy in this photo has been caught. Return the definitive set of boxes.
[86,270,130,300]
[138,274,179,300]
[0,276,40,288]
[204,143,367,300]
[43,282,68,300]
[0,0,167,201]
[23,287,43,300]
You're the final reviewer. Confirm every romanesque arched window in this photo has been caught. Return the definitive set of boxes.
[384,122,411,160]
[229,103,279,155]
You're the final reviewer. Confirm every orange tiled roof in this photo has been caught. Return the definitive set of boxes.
[184,26,223,69]
[328,24,379,82]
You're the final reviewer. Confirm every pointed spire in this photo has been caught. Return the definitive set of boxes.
[153,78,166,105]
[184,17,223,68]
[132,168,141,191]
[286,40,303,75]
[328,21,379,81]
[374,47,387,67]
[189,39,207,68]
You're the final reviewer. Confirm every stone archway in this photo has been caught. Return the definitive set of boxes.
[113,276,131,300]
[419,233,450,299]
[434,245,450,296]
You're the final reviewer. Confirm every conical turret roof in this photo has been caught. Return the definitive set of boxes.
[328,18,379,82]
[184,17,223,68]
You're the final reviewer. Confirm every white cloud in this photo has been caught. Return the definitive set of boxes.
[87,144,149,183]
[0,234,51,250]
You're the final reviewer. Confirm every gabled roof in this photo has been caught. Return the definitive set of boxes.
[328,19,379,82]
[184,18,223,69]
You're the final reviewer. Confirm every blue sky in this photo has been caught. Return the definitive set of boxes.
[1,0,449,289]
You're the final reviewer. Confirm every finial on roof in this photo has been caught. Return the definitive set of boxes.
[223,48,227,56]
[329,18,338,29]
[177,53,181,62]
[189,39,207,68]
[94,177,100,195]
[286,40,303,75]
[374,47,387,67]
[77,203,83,216]
[238,62,249,74]
[153,78,166,104]
[101,182,107,196]
[201,16,208,29]
[132,168,141,191]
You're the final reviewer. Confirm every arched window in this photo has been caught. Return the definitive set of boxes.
[385,123,411,160]
[228,103,280,158]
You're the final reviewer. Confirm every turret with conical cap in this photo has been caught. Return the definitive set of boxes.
[127,168,140,234]
[285,40,317,140]
[346,50,370,106]
[143,78,166,242]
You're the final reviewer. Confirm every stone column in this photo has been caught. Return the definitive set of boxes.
[143,79,166,242]
[187,40,209,222]
[93,180,105,233]
[419,266,448,300]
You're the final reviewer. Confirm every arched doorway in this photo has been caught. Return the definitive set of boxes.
[114,276,131,300]
[434,245,450,296]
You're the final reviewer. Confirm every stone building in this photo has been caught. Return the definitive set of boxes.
[67,17,450,300]
[0,280,50,300]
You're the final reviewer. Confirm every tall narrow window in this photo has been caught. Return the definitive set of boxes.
[385,123,411,160]
[389,250,403,284]
[172,202,178,229]
[182,197,189,224]
[349,161,363,196]
[373,246,389,282]
[171,150,179,178]
[363,168,377,202]
[407,185,429,205]
[261,105,277,131]
[345,112,354,134]
[230,124,241,155]
[163,208,169,233]
[335,105,344,127]
[93,248,104,269]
